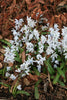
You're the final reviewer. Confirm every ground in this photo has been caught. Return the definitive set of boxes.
[0,0,67,100]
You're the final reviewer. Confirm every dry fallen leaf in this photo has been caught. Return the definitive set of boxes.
[0,49,5,54]
[0,35,3,39]
[0,55,4,61]
[1,85,8,89]
[44,80,49,93]
[22,51,26,63]
[40,73,47,80]
[0,63,2,68]
[8,62,13,67]
[23,78,30,86]
[48,72,53,90]
[10,78,18,93]
[58,1,66,6]
[25,0,31,5]
[50,0,54,3]
[29,73,38,81]
[5,38,10,42]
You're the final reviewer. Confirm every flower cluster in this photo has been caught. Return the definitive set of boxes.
[3,16,67,89]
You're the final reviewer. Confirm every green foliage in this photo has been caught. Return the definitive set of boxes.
[0,39,12,47]
[0,82,11,90]
[53,73,60,84]
[0,67,6,76]
[45,56,67,86]
[16,90,30,96]
[12,81,30,97]
[35,87,39,100]
[34,79,41,99]
[14,51,22,63]
[45,58,55,75]
[33,67,40,76]
[41,32,50,35]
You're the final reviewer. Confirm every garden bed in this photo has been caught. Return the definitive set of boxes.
[0,0,67,100]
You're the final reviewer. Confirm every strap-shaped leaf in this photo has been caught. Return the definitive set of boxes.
[45,59,55,75]
[57,67,65,78]
[16,90,30,96]
[0,39,12,47]
[53,73,60,84]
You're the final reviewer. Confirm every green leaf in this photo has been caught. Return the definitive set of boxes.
[34,79,41,99]
[0,82,10,90]
[34,87,39,99]
[53,73,60,84]
[14,51,22,63]
[45,59,55,75]
[14,57,22,63]
[16,90,30,96]
[35,79,42,87]
[0,67,6,76]
[33,67,40,76]
[0,39,12,47]
[57,67,65,78]
[57,55,61,61]
[0,69,3,74]
[12,81,18,97]
[58,80,65,86]
[41,32,47,35]
[3,45,7,48]
[60,62,65,69]
[3,67,6,76]
[19,47,24,53]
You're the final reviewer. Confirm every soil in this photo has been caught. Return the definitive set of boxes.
[0,0,67,100]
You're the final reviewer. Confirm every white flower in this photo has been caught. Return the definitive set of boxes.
[15,19,24,30]
[11,29,18,36]
[36,54,45,65]
[62,26,67,36]
[55,60,59,64]
[10,74,17,80]
[4,47,15,63]
[15,68,21,72]
[6,66,11,71]
[29,34,33,40]
[25,68,30,75]
[23,25,29,31]
[11,45,18,51]
[37,65,41,72]
[5,72,10,77]
[20,61,31,71]
[20,63,25,70]
[47,27,61,54]
[27,57,34,65]
[51,52,58,62]
[17,85,22,90]
[14,36,19,42]
[62,35,67,52]
[54,64,57,68]
[64,53,67,59]
[21,73,26,77]
[46,47,54,55]
[26,42,34,53]
[10,40,14,45]
[41,35,46,44]
[27,16,36,28]
[33,29,39,40]
[54,24,59,31]
[38,42,44,53]
[49,27,54,32]
[41,26,47,31]
[36,54,42,60]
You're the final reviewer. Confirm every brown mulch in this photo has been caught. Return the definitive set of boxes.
[0,0,67,38]
[0,0,67,100]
